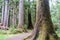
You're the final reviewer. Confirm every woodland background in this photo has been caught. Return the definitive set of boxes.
[0,0,60,40]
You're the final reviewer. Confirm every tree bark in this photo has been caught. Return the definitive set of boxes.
[1,0,5,24]
[18,0,24,29]
[25,0,58,40]
[4,0,9,27]
[37,0,58,40]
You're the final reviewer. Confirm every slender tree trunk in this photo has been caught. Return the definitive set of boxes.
[27,0,33,29]
[1,0,5,24]
[4,0,9,27]
[18,0,24,28]
[12,8,16,27]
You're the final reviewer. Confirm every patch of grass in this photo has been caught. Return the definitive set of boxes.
[0,35,14,40]
[0,30,8,34]
[0,27,24,35]
[0,35,12,40]
[0,35,7,40]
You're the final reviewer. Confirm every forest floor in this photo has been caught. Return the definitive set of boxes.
[0,30,60,40]
[0,32,60,40]
[0,33,31,40]
[6,32,32,40]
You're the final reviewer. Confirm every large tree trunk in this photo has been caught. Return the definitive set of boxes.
[36,0,58,40]
[4,0,9,27]
[27,0,33,29]
[18,0,24,29]
[25,0,58,40]
[38,0,58,40]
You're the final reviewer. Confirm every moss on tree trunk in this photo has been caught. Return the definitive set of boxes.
[24,0,58,40]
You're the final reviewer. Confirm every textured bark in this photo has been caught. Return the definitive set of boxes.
[18,0,24,28]
[27,0,33,29]
[4,0,9,27]
[1,0,5,24]
[25,0,58,40]
[37,0,58,40]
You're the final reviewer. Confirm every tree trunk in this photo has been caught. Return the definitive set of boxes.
[27,0,33,29]
[1,0,5,24]
[25,0,58,40]
[12,8,16,27]
[37,0,58,40]
[4,0,9,27]
[18,0,24,29]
